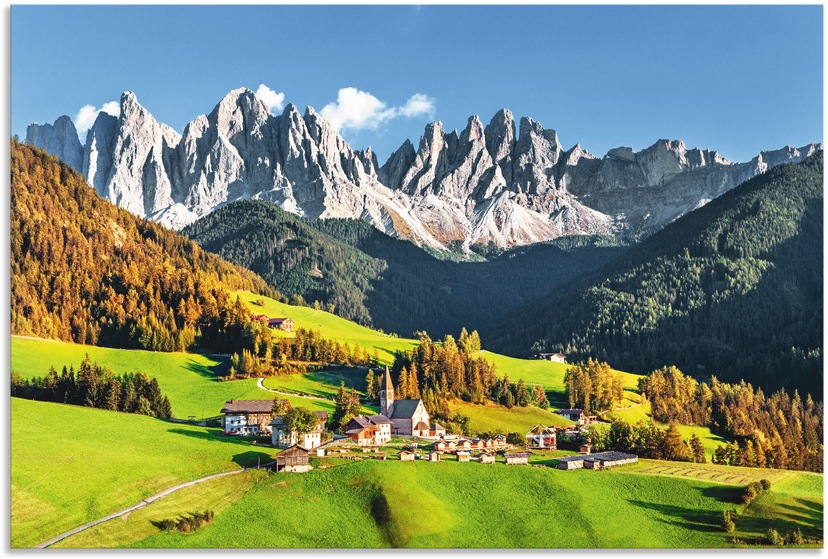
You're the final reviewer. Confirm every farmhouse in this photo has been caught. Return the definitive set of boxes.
[268,317,294,332]
[380,366,430,436]
[555,409,598,425]
[274,445,311,473]
[556,451,638,470]
[270,411,329,449]
[538,352,567,363]
[345,414,393,446]
[504,452,530,465]
[221,399,287,435]
[525,424,557,449]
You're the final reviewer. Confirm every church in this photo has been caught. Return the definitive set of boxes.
[380,366,431,437]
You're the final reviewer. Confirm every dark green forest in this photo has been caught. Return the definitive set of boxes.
[183,200,627,338]
[490,153,824,396]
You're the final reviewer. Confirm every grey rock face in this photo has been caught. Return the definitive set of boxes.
[26,115,84,171]
[26,88,821,251]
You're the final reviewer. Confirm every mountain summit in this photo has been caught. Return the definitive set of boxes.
[27,89,820,250]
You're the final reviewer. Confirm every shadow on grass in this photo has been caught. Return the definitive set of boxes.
[628,500,722,533]
[231,450,273,469]
[700,485,745,505]
[184,357,230,382]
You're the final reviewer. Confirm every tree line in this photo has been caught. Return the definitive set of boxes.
[227,324,377,379]
[11,355,172,418]
[563,358,625,413]
[638,366,822,472]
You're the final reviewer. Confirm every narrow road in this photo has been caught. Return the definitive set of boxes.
[35,462,272,549]
[256,377,335,402]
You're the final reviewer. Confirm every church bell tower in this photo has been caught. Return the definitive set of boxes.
[380,365,395,417]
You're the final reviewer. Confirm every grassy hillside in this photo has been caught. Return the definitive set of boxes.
[127,459,821,548]
[10,398,274,548]
[11,336,334,418]
[233,290,417,364]
[54,471,263,548]
[448,401,571,433]
[491,153,824,396]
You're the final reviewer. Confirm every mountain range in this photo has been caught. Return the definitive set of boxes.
[26,88,820,251]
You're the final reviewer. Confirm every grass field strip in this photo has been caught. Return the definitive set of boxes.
[35,463,273,548]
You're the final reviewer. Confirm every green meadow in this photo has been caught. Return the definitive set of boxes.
[54,471,264,548]
[11,336,334,418]
[127,459,822,548]
[262,367,369,399]
[10,398,275,548]
[449,401,572,433]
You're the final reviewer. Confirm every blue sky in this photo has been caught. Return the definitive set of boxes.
[11,4,823,163]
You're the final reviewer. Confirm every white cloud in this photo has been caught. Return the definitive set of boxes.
[398,93,435,118]
[320,87,436,132]
[255,84,286,114]
[74,101,120,138]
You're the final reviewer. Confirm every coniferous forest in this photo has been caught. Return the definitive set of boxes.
[182,200,627,338]
[491,153,823,397]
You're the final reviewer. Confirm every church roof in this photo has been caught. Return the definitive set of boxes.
[382,365,393,390]
[390,399,423,419]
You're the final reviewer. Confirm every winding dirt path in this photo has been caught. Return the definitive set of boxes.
[256,377,335,402]
[35,463,272,549]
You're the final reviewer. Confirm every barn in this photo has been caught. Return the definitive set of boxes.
[274,445,311,473]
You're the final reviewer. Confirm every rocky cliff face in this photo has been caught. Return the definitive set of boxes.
[26,88,821,250]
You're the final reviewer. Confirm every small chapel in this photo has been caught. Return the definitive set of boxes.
[380,365,431,437]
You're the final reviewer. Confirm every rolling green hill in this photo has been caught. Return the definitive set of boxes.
[185,200,627,338]
[490,153,824,397]
[125,459,821,548]
[10,398,273,548]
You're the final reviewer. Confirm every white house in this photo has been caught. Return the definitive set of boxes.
[270,411,328,449]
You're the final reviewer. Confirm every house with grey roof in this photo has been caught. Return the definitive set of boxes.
[380,366,431,436]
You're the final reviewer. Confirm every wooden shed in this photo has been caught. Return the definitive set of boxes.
[504,452,530,465]
[456,451,471,462]
[427,451,442,462]
[399,450,416,462]
[478,453,495,464]
[274,445,311,473]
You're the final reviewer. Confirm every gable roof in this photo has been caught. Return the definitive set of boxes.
[430,423,445,431]
[390,399,423,419]
[221,399,281,414]
[413,421,429,431]
[367,414,393,424]
[278,444,310,457]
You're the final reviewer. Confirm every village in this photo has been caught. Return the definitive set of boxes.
[219,363,639,474]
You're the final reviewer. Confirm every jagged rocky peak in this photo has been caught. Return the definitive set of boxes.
[23,87,823,251]
[484,109,516,172]
[26,115,84,171]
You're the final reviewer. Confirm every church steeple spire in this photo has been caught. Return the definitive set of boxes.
[380,365,395,417]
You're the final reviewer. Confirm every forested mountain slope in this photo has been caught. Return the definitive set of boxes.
[183,201,627,337]
[489,153,823,396]
[11,140,277,352]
